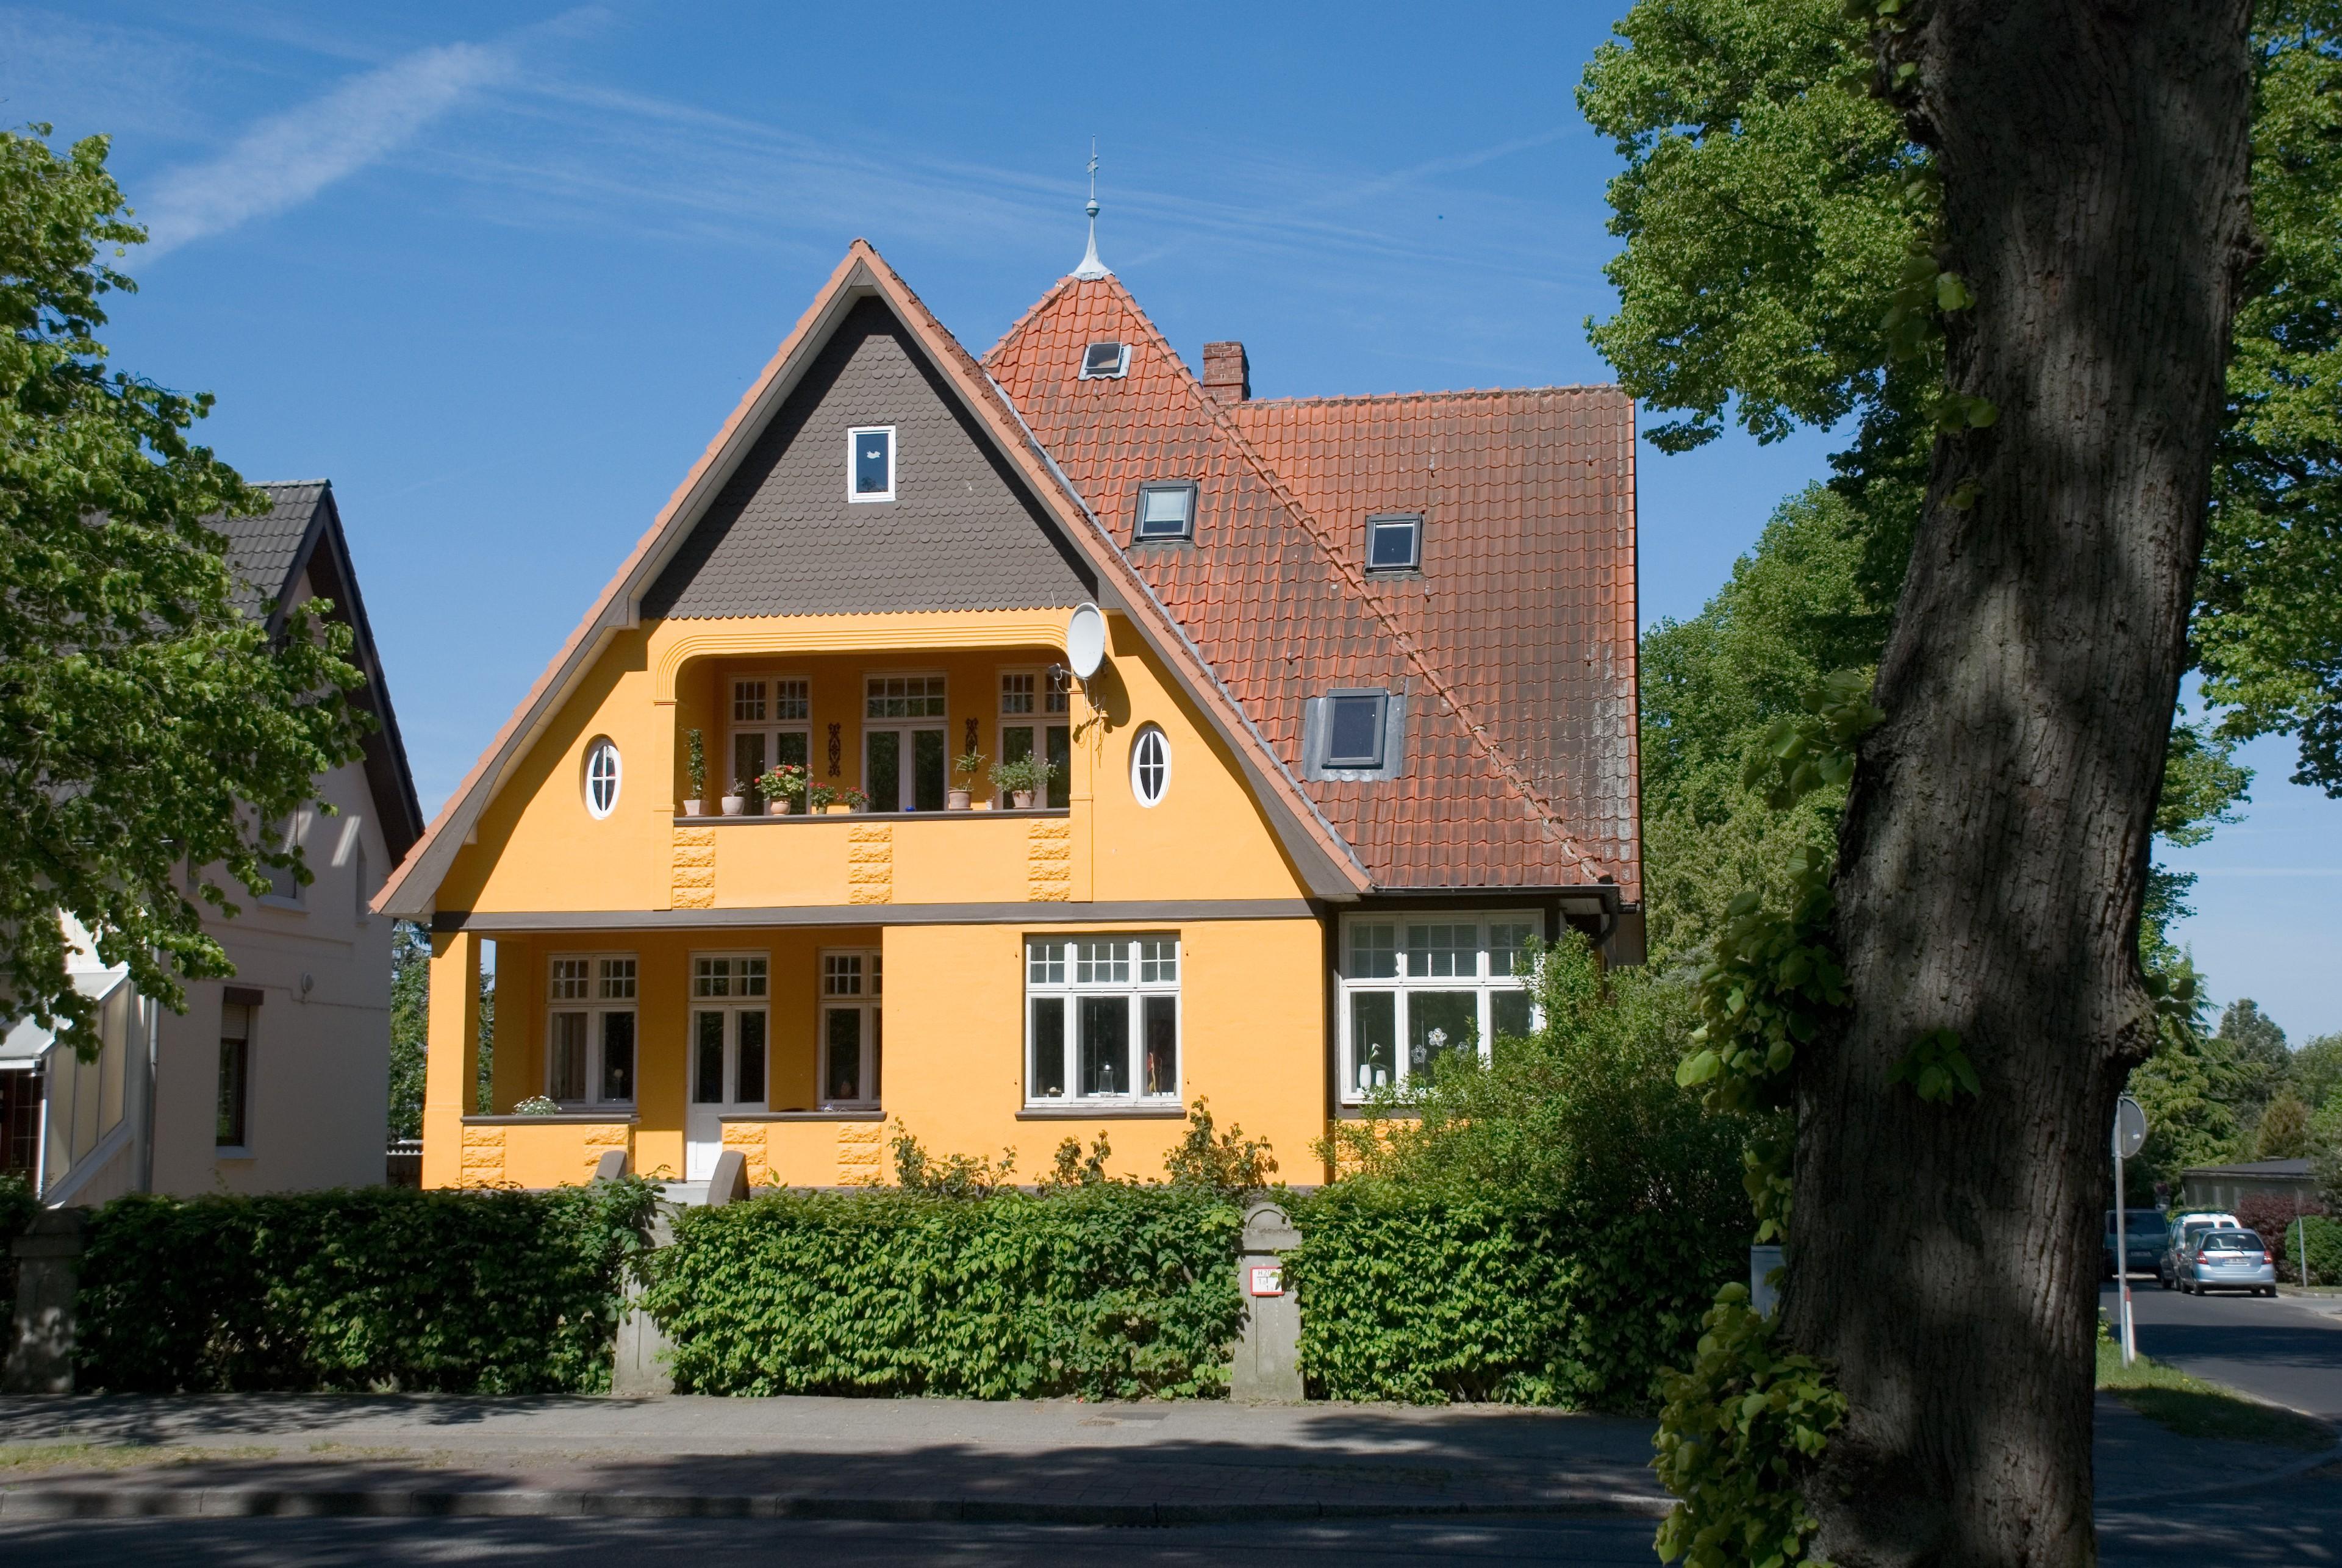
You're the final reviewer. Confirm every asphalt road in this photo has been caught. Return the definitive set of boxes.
[2102,1277,2342,1422]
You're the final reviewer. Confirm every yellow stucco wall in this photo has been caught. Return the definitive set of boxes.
[432,610,1309,917]
[423,609,1337,1189]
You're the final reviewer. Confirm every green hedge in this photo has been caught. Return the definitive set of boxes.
[643,1186,1242,1399]
[1283,1184,1735,1408]
[77,1181,659,1393]
[2288,1215,2342,1285]
[0,1173,34,1309]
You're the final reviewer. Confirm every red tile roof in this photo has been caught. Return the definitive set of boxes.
[986,276,1640,898]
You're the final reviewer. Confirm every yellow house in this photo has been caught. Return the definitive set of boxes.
[378,237,1643,1192]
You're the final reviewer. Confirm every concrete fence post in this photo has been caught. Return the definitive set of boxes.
[1231,1198,1304,1403]
[7,1208,89,1395]
[611,1200,675,1398]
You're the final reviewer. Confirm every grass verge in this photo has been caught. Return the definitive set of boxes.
[2097,1340,2338,1451]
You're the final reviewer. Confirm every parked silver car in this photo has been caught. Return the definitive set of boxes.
[2179,1228,2277,1297]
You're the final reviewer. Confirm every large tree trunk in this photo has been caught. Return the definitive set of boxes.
[1787,5,2257,1564]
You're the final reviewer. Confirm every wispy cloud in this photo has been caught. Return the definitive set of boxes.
[137,39,515,255]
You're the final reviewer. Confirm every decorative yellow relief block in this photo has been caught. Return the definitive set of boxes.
[844,823,892,904]
[836,1122,884,1184]
[459,1126,506,1186]
[722,1123,770,1187]
[1027,819,1074,901]
[671,826,717,911]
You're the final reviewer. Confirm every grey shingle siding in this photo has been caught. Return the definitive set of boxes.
[644,298,1094,619]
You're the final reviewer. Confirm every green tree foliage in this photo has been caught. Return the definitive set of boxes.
[1581,0,2321,803]
[1321,934,1749,1229]
[0,127,367,1041]
[2256,1093,2315,1159]
[2294,1033,2342,1111]
[387,921,428,1140]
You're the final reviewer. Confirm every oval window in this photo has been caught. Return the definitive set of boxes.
[1130,725,1170,807]
[584,737,621,819]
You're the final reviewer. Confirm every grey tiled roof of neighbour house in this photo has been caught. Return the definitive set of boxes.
[642,298,1097,619]
[206,481,427,861]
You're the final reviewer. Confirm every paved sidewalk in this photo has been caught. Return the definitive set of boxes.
[0,1391,2329,1525]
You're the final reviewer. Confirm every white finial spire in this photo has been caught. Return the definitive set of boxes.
[1073,137,1109,279]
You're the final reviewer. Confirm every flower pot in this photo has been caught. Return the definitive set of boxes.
[825,803,854,815]
[768,797,793,815]
[947,789,972,811]
[1011,790,1036,810]
[720,795,745,817]
[681,800,703,817]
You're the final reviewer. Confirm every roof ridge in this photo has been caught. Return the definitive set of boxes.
[980,275,1079,368]
[1097,282,1603,879]
[1236,384,1622,409]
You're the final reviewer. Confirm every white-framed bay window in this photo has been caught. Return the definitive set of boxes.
[1336,914,1538,1101]
[547,954,639,1109]
[1025,935,1179,1104]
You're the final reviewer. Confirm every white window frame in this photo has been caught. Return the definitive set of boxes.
[847,424,896,503]
[998,668,1072,809]
[584,737,622,819]
[1078,341,1131,380]
[1023,935,1181,1106]
[546,953,639,1110]
[1130,724,1170,807]
[863,672,948,812]
[258,812,306,909]
[818,948,883,1109]
[1334,913,1539,1103]
[727,675,812,795]
[689,952,771,1109]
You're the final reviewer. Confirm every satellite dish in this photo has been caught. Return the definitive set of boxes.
[1065,603,1107,680]
[2114,1095,2149,1161]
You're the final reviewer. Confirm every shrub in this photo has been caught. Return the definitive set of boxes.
[2232,1192,2329,1280]
[0,1172,34,1307]
[2279,1214,2342,1286]
[76,1180,659,1393]
[644,1185,1242,1399]
[1284,1182,1735,1408]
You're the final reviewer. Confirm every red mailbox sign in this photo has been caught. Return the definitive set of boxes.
[1248,1265,1283,1297]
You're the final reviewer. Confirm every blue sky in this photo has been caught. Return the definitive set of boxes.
[7,2,2337,1039]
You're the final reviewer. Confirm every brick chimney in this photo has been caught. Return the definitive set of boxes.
[1202,341,1250,403]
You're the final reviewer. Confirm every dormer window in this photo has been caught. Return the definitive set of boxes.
[1080,342,1130,380]
[848,426,895,503]
[1135,481,1197,542]
[1367,513,1422,573]
[1302,689,1406,780]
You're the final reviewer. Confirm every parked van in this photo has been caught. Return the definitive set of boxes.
[2156,1211,2241,1289]
[2104,1209,2171,1278]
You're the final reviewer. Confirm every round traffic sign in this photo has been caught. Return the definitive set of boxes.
[2114,1095,2148,1160]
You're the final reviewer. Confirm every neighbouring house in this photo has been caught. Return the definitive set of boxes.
[2180,1157,2318,1214]
[0,482,424,1203]
[378,235,1641,1192]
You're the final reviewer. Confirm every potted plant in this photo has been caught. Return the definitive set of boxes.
[806,782,837,814]
[949,750,986,811]
[756,761,808,815]
[990,754,1059,810]
[720,779,751,817]
[838,786,872,814]
[683,729,706,816]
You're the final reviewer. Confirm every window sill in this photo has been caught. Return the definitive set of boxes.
[721,1108,886,1122]
[214,1145,255,1160]
[1335,1103,1423,1121]
[255,896,306,913]
[464,1111,638,1125]
[681,807,1070,824]
[1016,1103,1187,1120]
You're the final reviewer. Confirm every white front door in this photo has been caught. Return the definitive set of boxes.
[684,1004,768,1181]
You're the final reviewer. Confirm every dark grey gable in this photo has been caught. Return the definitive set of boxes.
[644,297,1095,619]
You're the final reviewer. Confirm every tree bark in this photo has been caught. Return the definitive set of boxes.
[1788,5,2257,1565]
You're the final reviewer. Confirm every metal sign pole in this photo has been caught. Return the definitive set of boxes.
[2112,1095,2148,1368]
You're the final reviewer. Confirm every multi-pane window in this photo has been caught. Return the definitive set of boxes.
[690,954,769,1111]
[1026,936,1180,1104]
[865,675,947,811]
[1337,915,1539,1100]
[548,954,639,1108]
[1000,670,1071,809]
[1130,725,1170,807]
[820,949,883,1107]
[585,738,621,818]
[729,678,811,793]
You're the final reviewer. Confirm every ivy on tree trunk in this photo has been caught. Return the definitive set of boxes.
[1795,5,2259,1563]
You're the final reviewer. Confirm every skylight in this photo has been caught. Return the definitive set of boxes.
[1325,693,1388,769]
[1080,342,1130,380]
[1367,513,1422,573]
[1135,481,1197,541]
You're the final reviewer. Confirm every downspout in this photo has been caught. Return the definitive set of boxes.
[135,992,160,1193]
